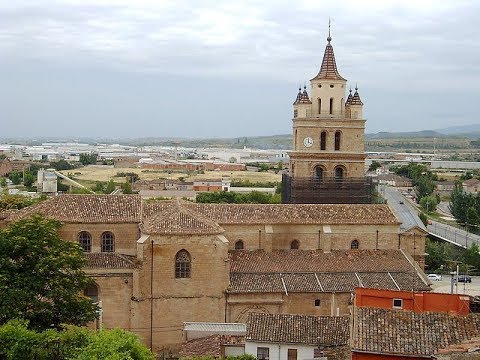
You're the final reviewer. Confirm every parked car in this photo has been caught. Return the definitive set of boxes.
[428,274,442,281]
[455,275,472,283]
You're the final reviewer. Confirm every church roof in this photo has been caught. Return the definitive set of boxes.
[350,87,363,105]
[247,313,350,346]
[5,194,142,223]
[311,36,346,81]
[345,89,353,105]
[85,253,137,269]
[228,250,430,293]
[181,203,399,226]
[293,86,312,105]
[142,200,224,235]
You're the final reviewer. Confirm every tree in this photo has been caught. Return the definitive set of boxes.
[105,180,116,194]
[0,320,155,360]
[0,194,35,210]
[368,161,382,172]
[229,157,237,163]
[122,181,133,194]
[0,178,6,188]
[420,195,438,212]
[23,171,35,187]
[79,153,97,166]
[8,171,21,185]
[0,215,98,330]
[50,159,74,171]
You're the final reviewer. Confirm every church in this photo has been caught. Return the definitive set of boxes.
[0,31,429,352]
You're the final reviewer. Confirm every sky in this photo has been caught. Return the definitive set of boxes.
[0,0,479,139]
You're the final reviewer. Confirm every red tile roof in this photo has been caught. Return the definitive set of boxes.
[352,307,480,357]
[228,250,430,293]
[311,38,346,81]
[247,313,350,346]
[85,253,137,269]
[148,202,399,226]
[141,201,224,235]
[6,195,142,223]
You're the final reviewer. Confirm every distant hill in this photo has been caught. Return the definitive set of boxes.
[435,124,480,135]
[366,130,445,139]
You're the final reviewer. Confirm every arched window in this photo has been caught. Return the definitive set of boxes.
[351,240,359,249]
[318,98,322,114]
[329,98,333,115]
[314,165,324,181]
[334,166,344,180]
[290,240,300,249]
[314,299,321,307]
[78,231,91,252]
[175,250,191,278]
[341,98,344,114]
[84,283,99,303]
[334,131,341,151]
[295,129,298,148]
[235,240,244,250]
[101,232,115,252]
[320,131,326,150]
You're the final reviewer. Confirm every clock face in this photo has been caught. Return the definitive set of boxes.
[303,137,314,148]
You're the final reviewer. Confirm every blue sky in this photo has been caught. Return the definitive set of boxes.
[0,0,479,138]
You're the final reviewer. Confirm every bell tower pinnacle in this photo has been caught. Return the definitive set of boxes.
[283,24,371,204]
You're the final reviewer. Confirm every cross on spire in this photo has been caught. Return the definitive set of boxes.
[327,18,332,43]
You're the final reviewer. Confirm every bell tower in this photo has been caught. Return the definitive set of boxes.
[283,25,372,204]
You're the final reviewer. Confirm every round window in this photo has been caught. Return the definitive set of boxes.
[330,84,334,88]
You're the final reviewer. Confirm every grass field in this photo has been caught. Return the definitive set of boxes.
[60,165,282,184]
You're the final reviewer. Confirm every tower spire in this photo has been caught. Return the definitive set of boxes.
[327,17,331,43]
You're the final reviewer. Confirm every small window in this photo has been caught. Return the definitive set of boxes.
[329,98,333,114]
[393,298,403,309]
[175,249,191,278]
[101,232,115,252]
[315,299,321,307]
[84,283,99,303]
[235,240,244,250]
[329,84,334,88]
[320,131,326,150]
[351,240,359,249]
[293,109,298,118]
[334,131,341,151]
[257,347,269,360]
[288,349,297,360]
[318,84,322,88]
[334,166,344,180]
[290,240,299,249]
[318,98,322,114]
[314,166,324,181]
[78,231,92,252]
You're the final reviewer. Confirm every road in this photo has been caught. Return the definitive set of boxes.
[380,185,480,248]
[430,275,480,297]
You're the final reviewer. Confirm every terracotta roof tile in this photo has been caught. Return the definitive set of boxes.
[311,38,346,81]
[228,250,430,294]
[144,202,399,226]
[352,308,480,356]
[247,313,350,346]
[6,195,142,223]
[350,87,363,106]
[141,201,224,235]
[85,253,137,269]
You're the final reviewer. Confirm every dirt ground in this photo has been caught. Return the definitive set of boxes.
[60,165,282,184]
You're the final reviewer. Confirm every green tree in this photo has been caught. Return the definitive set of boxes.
[50,159,74,171]
[79,153,97,166]
[415,177,435,199]
[420,195,438,212]
[0,215,98,330]
[368,161,382,172]
[466,207,480,227]
[8,171,21,185]
[425,239,450,272]
[0,194,35,210]
[23,171,35,187]
[105,180,116,194]
[122,181,133,194]
[0,178,6,188]
[0,320,154,360]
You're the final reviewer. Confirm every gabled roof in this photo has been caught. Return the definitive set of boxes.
[352,307,480,357]
[6,194,142,223]
[85,253,137,269]
[247,313,350,346]
[142,201,224,235]
[311,37,346,81]
[177,203,399,225]
[463,178,480,187]
[228,250,430,294]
